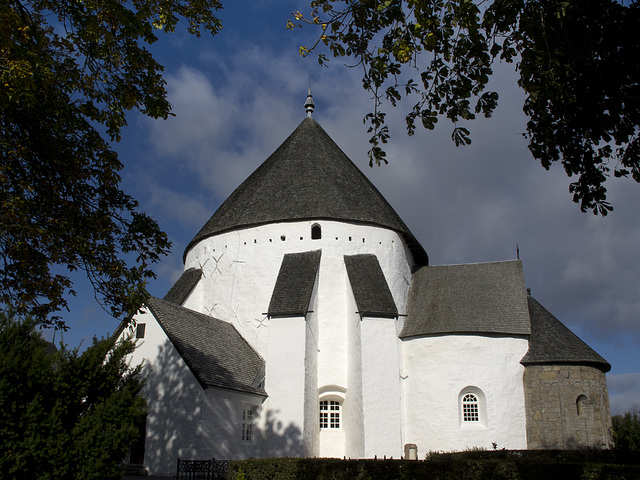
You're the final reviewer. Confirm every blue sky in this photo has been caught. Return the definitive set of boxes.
[41,0,639,415]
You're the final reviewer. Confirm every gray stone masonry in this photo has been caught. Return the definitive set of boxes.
[523,365,612,449]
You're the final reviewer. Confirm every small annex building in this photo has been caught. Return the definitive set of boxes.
[118,94,612,476]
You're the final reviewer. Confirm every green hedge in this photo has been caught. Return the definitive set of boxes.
[228,451,640,480]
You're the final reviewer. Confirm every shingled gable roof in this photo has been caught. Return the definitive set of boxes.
[163,268,202,305]
[268,250,321,317]
[521,296,610,372]
[344,254,398,317]
[145,297,266,396]
[400,260,531,338]
[185,117,428,267]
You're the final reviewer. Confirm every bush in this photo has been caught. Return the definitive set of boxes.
[612,406,640,452]
[0,313,145,480]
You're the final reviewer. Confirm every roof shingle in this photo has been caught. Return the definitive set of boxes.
[520,296,610,371]
[268,250,321,317]
[344,254,398,317]
[185,118,427,266]
[401,260,531,337]
[163,268,202,305]
[146,297,266,396]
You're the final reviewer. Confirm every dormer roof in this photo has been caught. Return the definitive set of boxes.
[184,117,427,266]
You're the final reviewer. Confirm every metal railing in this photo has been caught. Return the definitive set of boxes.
[176,458,228,480]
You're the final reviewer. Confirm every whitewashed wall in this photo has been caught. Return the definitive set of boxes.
[263,316,306,457]
[360,316,403,458]
[344,288,363,458]
[183,220,415,458]
[121,309,265,476]
[183,220,414,354]
[401,335,529,455]
[303,282,320,456]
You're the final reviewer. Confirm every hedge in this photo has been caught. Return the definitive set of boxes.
[228,450,640,480]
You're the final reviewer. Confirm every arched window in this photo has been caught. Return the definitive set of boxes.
[576,394,589,415]
[462,393,479,422]
[459,386,487,428]
[311,224,321,240]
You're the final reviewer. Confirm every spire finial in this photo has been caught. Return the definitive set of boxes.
[304,87,315,118]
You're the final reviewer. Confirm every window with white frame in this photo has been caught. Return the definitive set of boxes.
[458,386,487,428]
[319,400,341,429]
[462,393,479,422]
[242,407,255,442]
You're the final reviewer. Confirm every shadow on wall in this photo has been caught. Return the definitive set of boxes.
[260,409,304,457]
[140,339,303,474]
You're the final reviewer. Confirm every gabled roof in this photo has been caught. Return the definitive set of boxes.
[163,268,202,305]
[344,254,398,317]
[268,250,321,317]
[400,260,531,337]
[185,117,428,266]
[146,297,266,396]
[521,296,610,372]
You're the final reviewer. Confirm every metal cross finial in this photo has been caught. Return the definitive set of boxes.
[305,87,315,117]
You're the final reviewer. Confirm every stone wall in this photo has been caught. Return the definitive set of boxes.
[523,365,612,449]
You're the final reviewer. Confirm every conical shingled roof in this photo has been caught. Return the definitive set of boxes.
[185,117,428,266]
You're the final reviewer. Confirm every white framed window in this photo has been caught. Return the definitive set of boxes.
[242,406,255,442]
[319,400,341,429]
[462,393,479,422]
[458,386,487,428]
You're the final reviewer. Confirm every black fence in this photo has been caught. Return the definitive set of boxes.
[176,458,228,480]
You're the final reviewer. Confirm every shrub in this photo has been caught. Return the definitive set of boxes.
[0,313,145,480]
[612,405,640,452]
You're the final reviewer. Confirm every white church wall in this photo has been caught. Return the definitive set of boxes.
[182,220,415,459]
[360,316,403,458]
[121,309,265,475]
[401,335,529,455]
[344,289,364,458]
[303,280,320,456]
[182,220,414,359]
[263,316,306,457]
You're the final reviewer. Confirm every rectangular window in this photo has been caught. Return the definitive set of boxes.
[136,323,146,339]
[242,407,254,442]
[320,400,341,429]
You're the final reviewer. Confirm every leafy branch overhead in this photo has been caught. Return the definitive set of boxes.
[290,0,640,216]
[1,0,222,327]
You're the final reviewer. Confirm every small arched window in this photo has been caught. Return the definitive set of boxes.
[576,394,589,415]
[311,224,321,240]
[462,393,479,422]
[459,386,487,428]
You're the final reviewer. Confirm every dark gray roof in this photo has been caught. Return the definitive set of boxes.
[344,254,398,317]
[400,260,531,337]
[185,117,428,266]
[146,297,266,396]
[163,268,202,305]
[268,250,321,317]
[520,296,610,372]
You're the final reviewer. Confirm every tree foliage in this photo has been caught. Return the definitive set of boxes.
[1,0,222,328]
[290,0,640,215]
[612,406,640,452]
[0,312,145,480]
